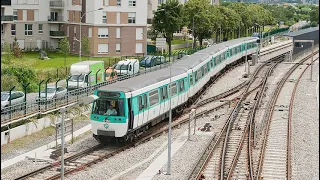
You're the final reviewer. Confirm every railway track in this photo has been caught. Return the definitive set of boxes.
[15,57,249,180]
[256,50,319,180]
[188,54,284,180]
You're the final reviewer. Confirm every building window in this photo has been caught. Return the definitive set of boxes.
[73,11,75,21]
[25,24,32,36]
[129,0,136,6]
[1,24,3,34]
[98,44,108,54]
[135,43,142,53]
[88,27,92,38]
[128,12,136,24]
[104,0,109,6]
[158,0,164,5]
[13,9,17,20]
[98,28,108,38]
[116,28,120,38]
[116,12,120,24]
[136,28,143,40]
[117,0,121,6]
[116,43,120,52]
[102,13,107,23]
[11,24,16,35]
[38,24,43,34]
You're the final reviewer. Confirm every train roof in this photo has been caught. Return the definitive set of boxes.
[98,37,258,93]
[98,67,186,92]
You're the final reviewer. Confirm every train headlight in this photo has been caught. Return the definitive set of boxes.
[104,119,111,123]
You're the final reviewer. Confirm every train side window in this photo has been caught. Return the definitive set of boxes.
[170,82,177,96]
[138,96,143,111]
[207,62,210,70]
[161,86,168,101]
[211,59,214,67]
[180,79,185,92]
[195,71,198,82]
[204,66,207,74]
[190,74,193,86]
[143,94,147,108]
[149,89,159,106]
[201,67,204,76]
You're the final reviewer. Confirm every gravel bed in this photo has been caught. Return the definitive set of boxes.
[65,106,229,180]
[292,61,319,180]
[152,135,212,180]
[1,159,48,180]
[1,119,91,162]
[200,63,257,100]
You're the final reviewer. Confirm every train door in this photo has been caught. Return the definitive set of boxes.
[128,98,134,130]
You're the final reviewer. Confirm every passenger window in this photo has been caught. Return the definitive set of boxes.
[149,89,159,106]
[161,86,168,101]
[201,67,204,76]
[211,60,214,67]
[204,66,207,74]
[195,71,198,82]
[143,94,147,108]
[180,80,185,92]
[170,82,177,96]
[138,96,143,111]
[190,74,193,86]
[198,69,202,79]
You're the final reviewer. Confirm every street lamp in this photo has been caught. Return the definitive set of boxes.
[79,7,104,61]
[255,23,263,49]
[59,95,98,180]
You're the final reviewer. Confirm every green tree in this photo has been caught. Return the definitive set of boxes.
[310,6,319,25]
[58,37,70,68]
[152,0,183,55]
[147,25,160,41]
[2,42,13,64]
[183,0,215,46]
[218,6,241,40]
[81,35,91,60]
[12,37,22,58]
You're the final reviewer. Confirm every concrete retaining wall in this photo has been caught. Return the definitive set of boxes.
[1,107,90,145]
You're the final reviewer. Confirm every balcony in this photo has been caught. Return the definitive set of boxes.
[48,16,63,23]
[50,31,65,38]
[1,0,11,6]
[49,1,64,8]
[1,15,13,22]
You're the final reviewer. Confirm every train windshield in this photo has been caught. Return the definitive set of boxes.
[93,98,125,117]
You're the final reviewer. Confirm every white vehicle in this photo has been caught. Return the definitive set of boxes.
[38,86,67,101]
[1,91,25,111]
[115,59,140,76]
[68,61,105,90]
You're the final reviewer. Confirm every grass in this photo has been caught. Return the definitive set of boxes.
[1,126,55,154]
[19,52,118,69]
[171,39,193,45]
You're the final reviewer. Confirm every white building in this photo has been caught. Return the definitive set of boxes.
[1,0,148,56]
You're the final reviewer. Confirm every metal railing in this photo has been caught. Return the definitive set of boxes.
[50,31,65,36]
[1,47,210,125]
[1,15,14,21]
[50,1,64,7]
[47,16,64,22]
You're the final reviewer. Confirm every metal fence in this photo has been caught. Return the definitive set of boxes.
[1,46,209,124]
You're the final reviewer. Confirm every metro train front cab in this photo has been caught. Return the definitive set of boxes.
[90,90,129,139]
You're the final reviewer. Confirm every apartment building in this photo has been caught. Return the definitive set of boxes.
[147,0,219,25]
[1,0,148,56]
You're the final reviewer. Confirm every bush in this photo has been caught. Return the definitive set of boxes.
[1,74,21,92]
[1,65,38,92]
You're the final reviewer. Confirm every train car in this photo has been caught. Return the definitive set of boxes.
[90,37,259,143]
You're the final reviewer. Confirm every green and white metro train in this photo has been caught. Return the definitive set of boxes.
[90,37,259,143]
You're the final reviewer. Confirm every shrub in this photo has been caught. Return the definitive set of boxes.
[1,74,21,92]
